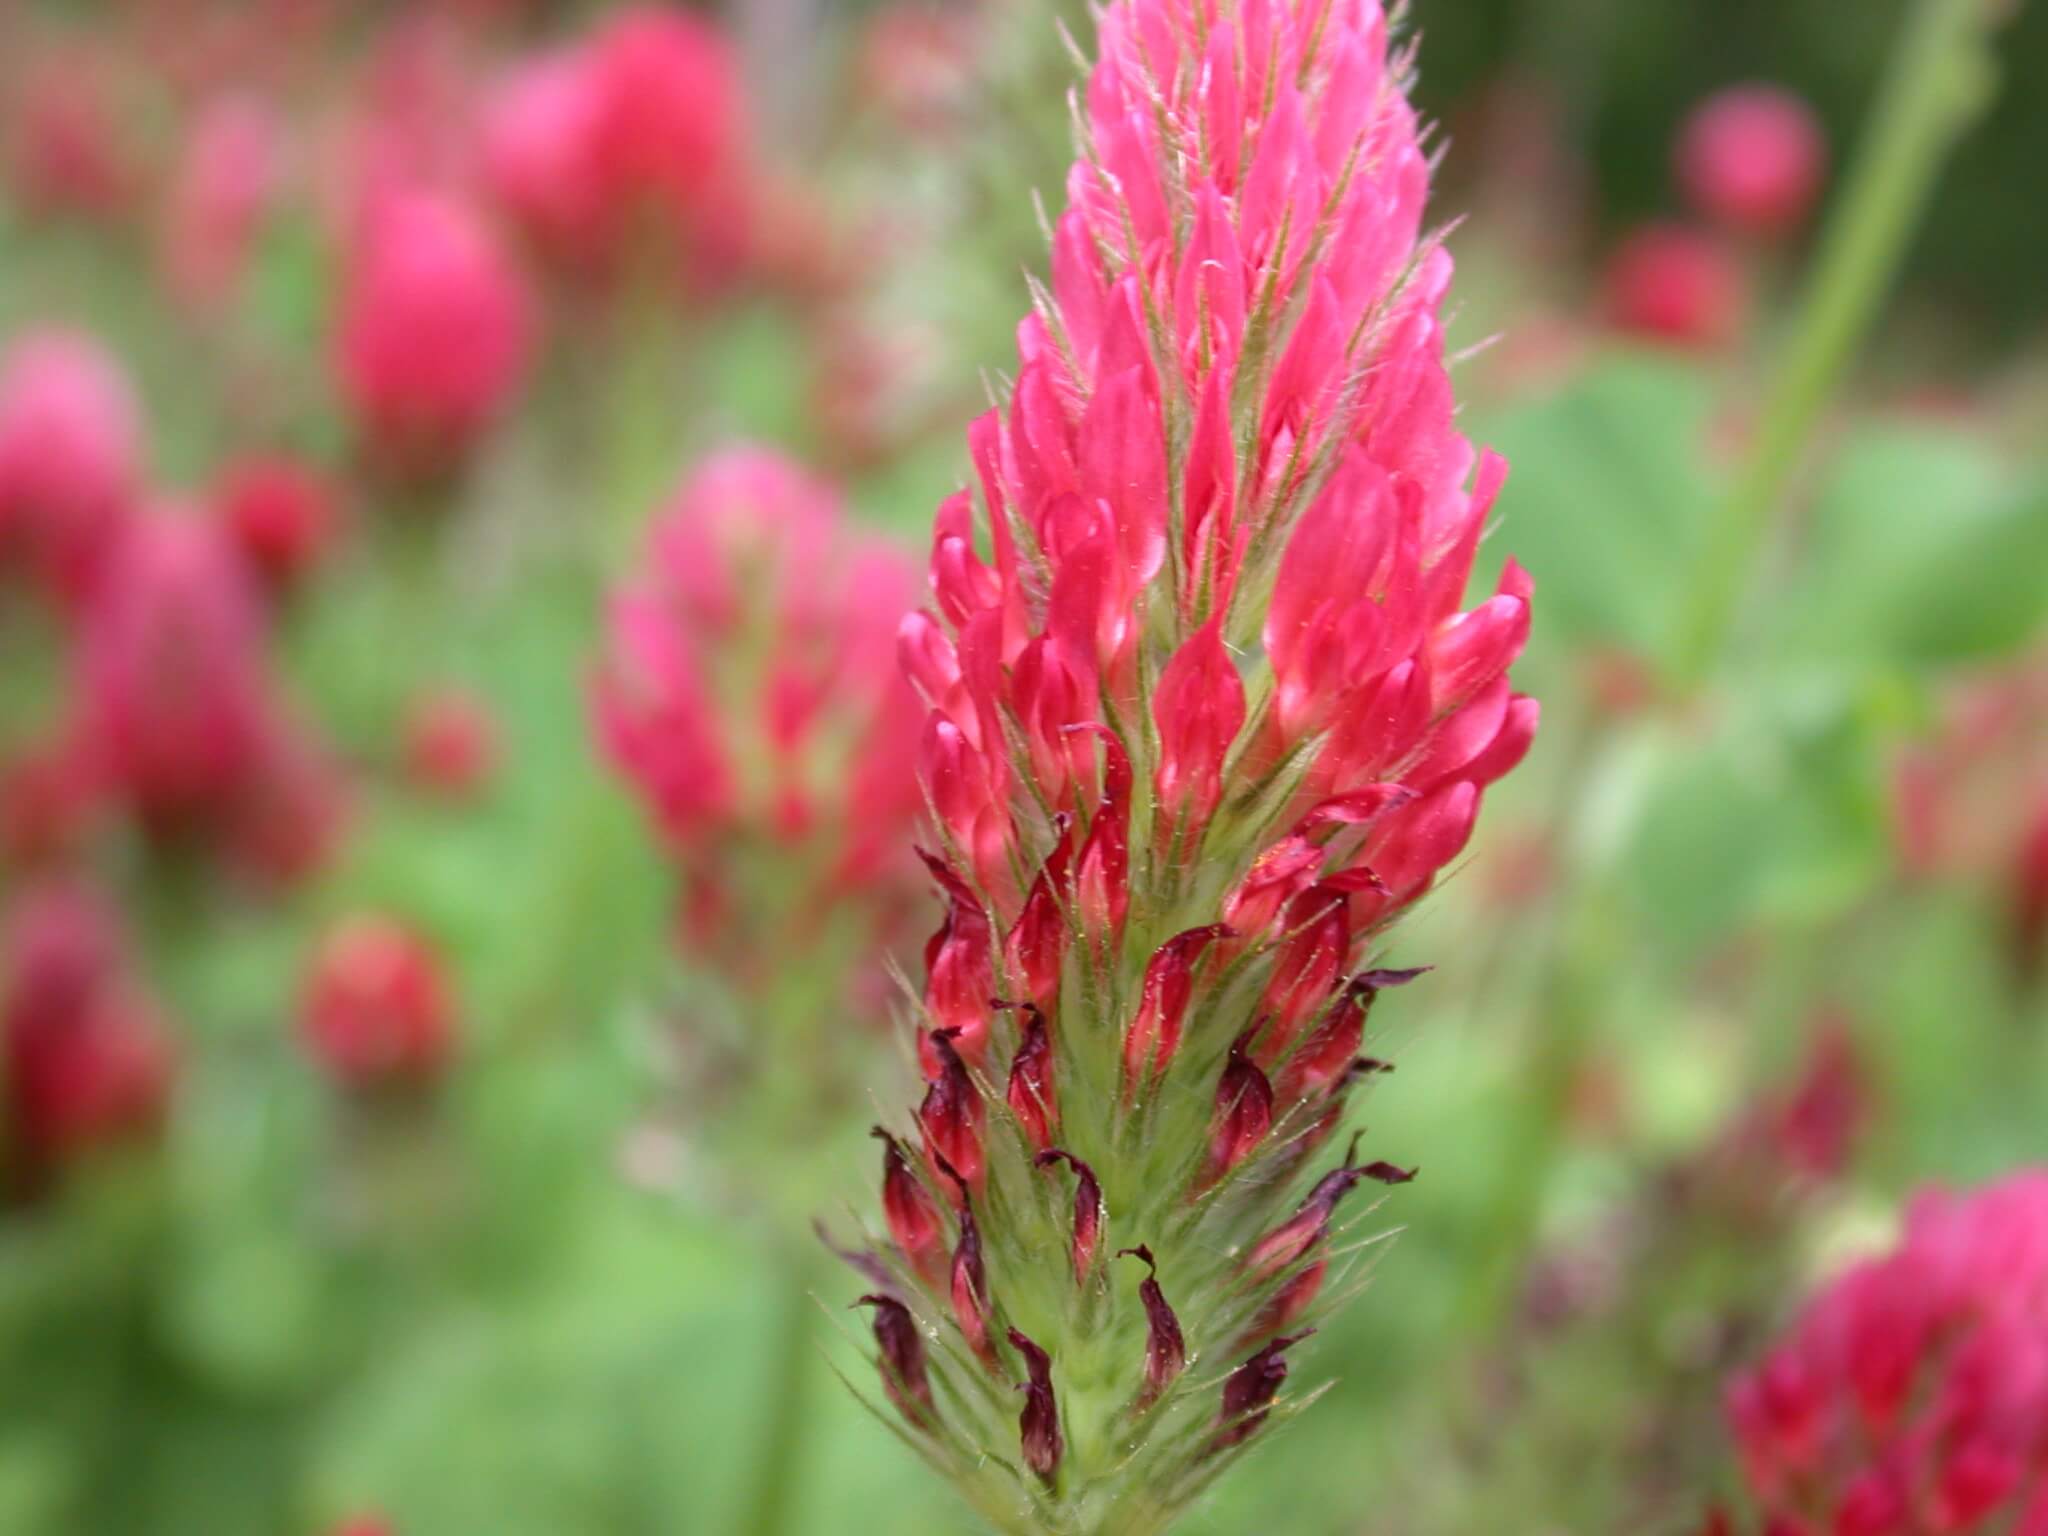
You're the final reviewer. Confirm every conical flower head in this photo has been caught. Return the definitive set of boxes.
[1721,1171,2048,1535]
[852,2,1533,1531]
[594,447,928,988]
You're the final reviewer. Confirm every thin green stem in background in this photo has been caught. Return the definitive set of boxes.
[1466,0,2007,1334]
[738,1248,823,1536]
[1667,0,2004,691]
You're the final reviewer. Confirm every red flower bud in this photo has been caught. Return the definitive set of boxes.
[1122,924,1234,1096]
[1198,1030,1274,1192]
[299,915,454,1091]
[1118,1245,1185,1412]
[856,1293,934,1430]
[949,1203,996,1368]
[1004,816,1074,1007]
[874,1126,946,1284]
[1603,224,1748,350]
[918,850,994,1068]
[1067,724,1131,941]
[1003,1003,1057,1152]
[918,1028,985,1192]
[214,455,338,597]
[1254,888,1351,1067]
[1007,1327,1064,1489]
[1209,1332,1312,1456]
[1034,1148,1103,1285]
[1247,1139,1414,1280]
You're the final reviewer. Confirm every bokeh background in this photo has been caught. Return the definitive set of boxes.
[2,2,2045,1534]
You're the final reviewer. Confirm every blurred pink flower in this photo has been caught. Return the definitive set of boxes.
[1602,224,1749,348]
[1676,85,1828,240]
[4,44,139,223]
[1725,1171,2048,1534]
[160,93,287,311]
[2,882,173,1181]
[214,453,342,596]
[300,914,455,1091]
[401,687,498,800]
[593,446,925,960]
[75,509,278,842]
[1894,656,2048,984]
[334,190,535,485]
[860,0,1534,1503]
[0,741,101,873]
[479,6,753,291]
[0,329,143,605]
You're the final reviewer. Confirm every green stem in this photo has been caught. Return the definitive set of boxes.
[738,1248,822,1536]
[1667,0,2001,691]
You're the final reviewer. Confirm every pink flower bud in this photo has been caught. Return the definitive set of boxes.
[917,852,994,1068]
[1675,86,1828,239]
[1723,1172,2048,1535]
[1007,1327,1064,1489]
[299,915,454,1091]
[335,190,534,486]
[401,688,497,801]
[1152,619,1247,855]
[2,883,172,1178]
[0,329,141,605]
[214,455,340,597]
[1603,224,1748,349]
[480,49,612,280]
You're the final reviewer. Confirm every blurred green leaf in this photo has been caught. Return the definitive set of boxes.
[1776,422,2048,666]
[1478,351,1721,660]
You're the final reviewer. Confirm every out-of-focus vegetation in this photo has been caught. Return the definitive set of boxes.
[1,2,2043,1534]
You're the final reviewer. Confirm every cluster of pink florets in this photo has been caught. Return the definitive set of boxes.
[1724,1172,2048,1535]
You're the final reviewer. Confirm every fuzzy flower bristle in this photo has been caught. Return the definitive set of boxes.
[847,1,1534,1531]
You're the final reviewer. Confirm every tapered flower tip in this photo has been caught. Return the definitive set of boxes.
[2,881,173,1168]
[335,189,535,485]
[1675,85,1827,239]
[76,510,279,839]
[1603,224,1747,349]
[1117,1245,1187,1411]
[0,328,141,603]
[214,455,341,596]
[1724,1170,2048,1535]
[299,914,455,1091]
